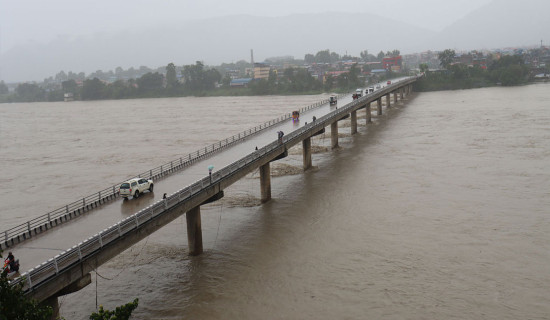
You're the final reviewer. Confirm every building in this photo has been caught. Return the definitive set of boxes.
[230,78,253,87]
[382,56,403,71]
[253,63,271,80]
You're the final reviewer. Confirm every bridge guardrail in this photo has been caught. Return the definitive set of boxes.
[1,93,350,250]
[10,77,417,293]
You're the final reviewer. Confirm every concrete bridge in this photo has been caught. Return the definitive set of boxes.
[7,76,418,317]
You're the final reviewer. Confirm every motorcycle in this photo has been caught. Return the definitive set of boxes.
[3,258,20,279]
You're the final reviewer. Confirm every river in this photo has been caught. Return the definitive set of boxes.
[1,84,549,319]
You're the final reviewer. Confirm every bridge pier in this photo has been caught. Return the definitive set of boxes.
[331,121,338,149]
[350,110,357,134]
[400,88,404,99]
[43,296,59,319]
[386,93,391,107]
[260,162,271,203]
[377,99,382,115]
[41,273,92,319]
[394,91,398,103]
[302,137,312,170]
[366,103,372,123]
[186,206,203,256]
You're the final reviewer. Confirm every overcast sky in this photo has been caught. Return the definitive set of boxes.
[1,0,493,54]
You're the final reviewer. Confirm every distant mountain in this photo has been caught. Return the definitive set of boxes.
[0,13,435,82]
[426,0,550,51]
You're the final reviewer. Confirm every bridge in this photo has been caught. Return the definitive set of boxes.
[6,76,418,317]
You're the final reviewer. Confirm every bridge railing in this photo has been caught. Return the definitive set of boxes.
[10,78,416,293]
[2,93,351,250]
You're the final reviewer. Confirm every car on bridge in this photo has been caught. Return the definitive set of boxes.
[387,80,392,85]
[120,178,154,199]
[329,95,337,105]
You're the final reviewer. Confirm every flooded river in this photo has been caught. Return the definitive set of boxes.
[1,84,549,319]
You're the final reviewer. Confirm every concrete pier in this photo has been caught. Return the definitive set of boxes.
[400,88,404,99]
[377,99,382,115]
[42,273,92,319]
[260,162,271,202]
[186,206,203,256]
[331,121,339,149]
[351,110,357,134]
[302,137,312,170]
[43,296,59,319]
[394,91,398,103]
[366,103,372,123]
[386,94,391,107]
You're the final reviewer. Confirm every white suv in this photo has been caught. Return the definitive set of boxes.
[120,178,154,198]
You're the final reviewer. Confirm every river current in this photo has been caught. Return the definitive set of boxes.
[1,84,549,319]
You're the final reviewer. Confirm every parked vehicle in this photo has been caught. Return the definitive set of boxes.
[120,178,154,199]
[329,95,337,105]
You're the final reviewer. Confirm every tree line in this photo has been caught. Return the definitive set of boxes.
[415,49,532,91]
[1,47,405,103]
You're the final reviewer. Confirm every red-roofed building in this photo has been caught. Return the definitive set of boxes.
[382,56,402,71]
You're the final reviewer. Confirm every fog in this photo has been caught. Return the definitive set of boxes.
[1,0,549,82]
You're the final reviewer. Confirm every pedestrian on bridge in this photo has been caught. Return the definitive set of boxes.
[277,131,284,143]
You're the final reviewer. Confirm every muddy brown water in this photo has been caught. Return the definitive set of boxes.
[1,85,549,319]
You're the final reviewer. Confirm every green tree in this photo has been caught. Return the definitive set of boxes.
[89,298,139,320]
[360,50,369,61]
[0,251,53,320]
[347,63,361,88]
[0,81,8,94]
[62,79,78,94]
[136,72,164,93]
[419,63,429,74]
[165,63,177,89]
[377,51,385,60]
[182,61,205,92]
[489,55,528,86]
[304,53,315,64]
[203,69,221,90]
[81,78,106,100]
[438,49,456,69]
[324,74,334,91]
[330,52,340,63]
[337,72,349,89]
[315,50,331,64]
[15,83,45,102]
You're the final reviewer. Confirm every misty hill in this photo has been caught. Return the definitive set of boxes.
[427,0,550,51]
[2,0,549,83]
[0,13,434,82]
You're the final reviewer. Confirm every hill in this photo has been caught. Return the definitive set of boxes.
[0,13,433,82]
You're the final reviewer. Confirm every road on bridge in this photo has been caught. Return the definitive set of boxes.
[12,80,402,273]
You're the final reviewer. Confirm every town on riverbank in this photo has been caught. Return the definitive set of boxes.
[1,45,549,103]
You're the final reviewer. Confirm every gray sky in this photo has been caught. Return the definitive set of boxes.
[1,0,493,54]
